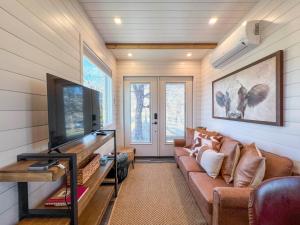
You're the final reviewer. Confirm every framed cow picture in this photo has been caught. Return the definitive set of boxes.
[212,50,283,126]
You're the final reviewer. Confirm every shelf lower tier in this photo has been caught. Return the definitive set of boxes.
[18,218,70,225]
[79,185,114,225]
[17,185,114,225]
[36,160,114,217]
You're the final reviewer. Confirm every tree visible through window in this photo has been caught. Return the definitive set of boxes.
[130,83,151,143]
[82,55,112,127]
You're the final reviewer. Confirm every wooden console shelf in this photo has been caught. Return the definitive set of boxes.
[0,132,114,182]
[0,130,117,225]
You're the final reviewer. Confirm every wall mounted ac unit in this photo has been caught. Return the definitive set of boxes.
[211,20,260,68]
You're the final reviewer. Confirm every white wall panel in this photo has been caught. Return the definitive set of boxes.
[0,0,116,223]
[199,0,300,173]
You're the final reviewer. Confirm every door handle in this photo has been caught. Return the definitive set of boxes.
[152,121,158,125]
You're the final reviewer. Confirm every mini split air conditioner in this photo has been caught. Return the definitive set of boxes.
[211,20,261,68]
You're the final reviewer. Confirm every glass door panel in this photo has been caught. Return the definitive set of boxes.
[130,83,151,143]
[165,83,185,143]
[124,77,158,156]
[159,77,193,156]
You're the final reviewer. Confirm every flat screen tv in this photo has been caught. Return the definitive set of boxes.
[47,74,102,150]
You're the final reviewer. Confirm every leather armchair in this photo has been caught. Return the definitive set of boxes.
[249,176,300,225]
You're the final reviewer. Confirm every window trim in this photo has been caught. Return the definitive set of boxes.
[82,43,113,128]
[83,43,112,78]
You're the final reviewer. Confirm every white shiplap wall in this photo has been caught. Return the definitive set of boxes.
[116,60,203,147]
[0,0,116,224]
[199,0,300,173]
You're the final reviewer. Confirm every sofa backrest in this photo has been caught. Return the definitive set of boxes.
[261,150,293,180]
[221,136,294,180]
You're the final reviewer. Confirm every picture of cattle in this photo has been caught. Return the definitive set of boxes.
[212,51,283,126]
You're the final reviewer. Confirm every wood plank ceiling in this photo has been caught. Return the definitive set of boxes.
[79,0,259,60]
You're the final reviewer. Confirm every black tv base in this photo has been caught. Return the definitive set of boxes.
[95,131,107,136]
[48,148,62,154]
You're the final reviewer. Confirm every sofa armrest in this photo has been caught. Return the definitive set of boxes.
[173,139,186,147]
[213,187,252,208]
[212,187,253,225]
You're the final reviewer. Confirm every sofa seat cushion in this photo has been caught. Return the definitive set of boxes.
[178,156,205,181]
[174,147,190,164]
[189,172,232,214]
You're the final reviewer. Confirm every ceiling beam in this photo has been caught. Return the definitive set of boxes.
[105,43,218,49]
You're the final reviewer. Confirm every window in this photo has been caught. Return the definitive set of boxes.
[82,45,113,127]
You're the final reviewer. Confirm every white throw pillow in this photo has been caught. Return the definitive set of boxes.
[200,150,225,179]
[201,138,213,149]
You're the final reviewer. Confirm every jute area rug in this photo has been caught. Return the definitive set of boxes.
[108,163,207,225]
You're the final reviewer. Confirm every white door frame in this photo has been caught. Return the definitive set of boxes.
[123,76,193,156]
[124,77,159,156]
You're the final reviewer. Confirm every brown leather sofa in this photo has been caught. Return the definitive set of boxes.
[174,138,294,225]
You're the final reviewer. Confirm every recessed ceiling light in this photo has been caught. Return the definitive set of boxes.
[187,53,192,57]
[114,17,122,25]
[128,53,132,57]
[242,21,247,26]
[209,17,218,25]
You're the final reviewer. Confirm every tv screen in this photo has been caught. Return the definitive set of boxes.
[47,74,102,150]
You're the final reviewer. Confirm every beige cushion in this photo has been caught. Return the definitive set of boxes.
[200,150,225,179]
[220,139,241,184]
[234,143,266,187]
[195,145,210,163]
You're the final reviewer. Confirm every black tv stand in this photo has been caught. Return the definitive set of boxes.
[95,130,107,136]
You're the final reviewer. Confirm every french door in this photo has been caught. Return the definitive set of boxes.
[124,76,192,156]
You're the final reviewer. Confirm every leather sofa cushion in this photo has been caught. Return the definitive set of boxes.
[174,147,190,165]
[234,144,265,188]
[239,149,294,180]
[178,156,205,181]
[189,172,232,214]
[220,139,241,183]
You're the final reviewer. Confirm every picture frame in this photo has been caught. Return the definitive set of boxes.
[212,50,283,126]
